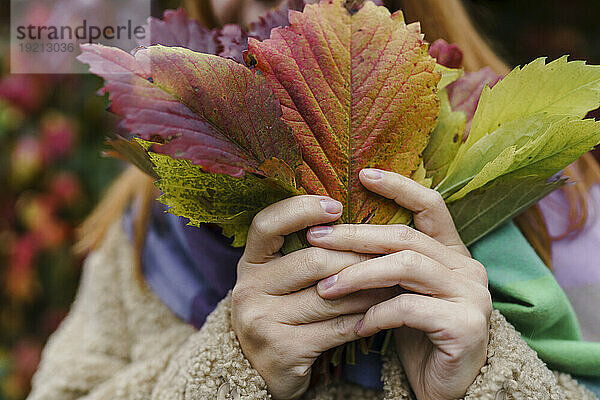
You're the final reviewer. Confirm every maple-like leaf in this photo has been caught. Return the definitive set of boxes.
[438,57,600,201]
[247,0,440,224]
[427,56,600,244]
[87,3,600,252]
[469,56,600,142]
[78,44,301,181]
[445,116,600,202]
[149,147,301,246]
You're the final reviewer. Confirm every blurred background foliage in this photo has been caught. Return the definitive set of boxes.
[0,1,125,397]
[0,0,599,399]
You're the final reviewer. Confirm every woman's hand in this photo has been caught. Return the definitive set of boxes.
[309,169,493,400]
[231,195,397,399]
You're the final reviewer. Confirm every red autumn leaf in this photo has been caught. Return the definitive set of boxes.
[77,44,301,179]
[247,0,440,224]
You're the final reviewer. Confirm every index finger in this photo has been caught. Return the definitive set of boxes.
[359,168,469,256]
[263,247,373,294]
[243,195,343,264]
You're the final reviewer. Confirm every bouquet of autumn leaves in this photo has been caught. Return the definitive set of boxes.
[79,0,600,251]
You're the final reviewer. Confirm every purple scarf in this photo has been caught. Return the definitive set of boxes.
[123,202,242,328]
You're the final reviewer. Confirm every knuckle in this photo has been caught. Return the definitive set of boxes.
[316,295,339,316]
[231,283,254,307]
[294,196,312,216]
[468,312,489,344]
[397,294,420,316]
[290,195,322,220]
[397,250,422,273]
[236,255,256,277]
[300,247,327,275]
[364,305,378,324]
[238,307,270,337]
[357,252,373,263]
[393,225,418,243]
[470,260,489,285]
[289,364,311,380]
[425,189,445,209]
[249,211,271,239]
[463,283,492,316]
[363,303,385,332]
[477,288,493,317]
[459,308,488,338]
[331,316,353,338]
[345,224,360,242]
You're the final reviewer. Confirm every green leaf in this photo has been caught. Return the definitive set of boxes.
[466,56,600,153]
[450,172,566,246]
[437,114,563,196]
[148,150,302,246]
[423,89,466,186]
[440,57,600,194]
[435,64,463,90]
[446,117,600,201]
[247,0,440,225]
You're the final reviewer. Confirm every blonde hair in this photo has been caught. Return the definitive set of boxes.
[78,0,600,269]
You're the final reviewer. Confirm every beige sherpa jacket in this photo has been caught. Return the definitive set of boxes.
[27,222,598,400]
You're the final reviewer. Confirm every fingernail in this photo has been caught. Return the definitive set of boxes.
[320,199,343,214]
[318,274,338,291]
[362,169,383,180]
[354,318,363,334]
[309,226,333,238]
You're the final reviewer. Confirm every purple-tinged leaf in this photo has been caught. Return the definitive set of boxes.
[429,39,464,69]
[78,44,301,179]
[141,8,220,54]
[446,67,501,138]
[217,24,248,62]
[140,8,249,63]
[143,1,383,65]
[248,0,309,40]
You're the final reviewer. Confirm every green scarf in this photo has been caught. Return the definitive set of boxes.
[470,221,600,394]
